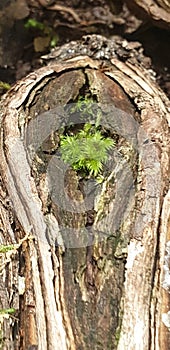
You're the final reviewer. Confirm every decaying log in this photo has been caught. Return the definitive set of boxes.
[0,35,169,349]
[125,0,170,30]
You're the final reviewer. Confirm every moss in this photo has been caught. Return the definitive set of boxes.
[60,95,115,178]
[0,81,11,98]
[0,308,16,315]
[0,244,17,253]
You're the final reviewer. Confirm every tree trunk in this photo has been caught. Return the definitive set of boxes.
[0,35,169,350]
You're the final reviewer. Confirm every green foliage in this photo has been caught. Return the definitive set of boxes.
[24,19,45,30]
[0,308,16,315]
[70,95,94,118]
[60,123,115,177]
[0,244,16,253]
[0,81,11,99]
[68,95,102,127]
[50,36,58,48]
[24,18,58,50]
[0,81,11,91]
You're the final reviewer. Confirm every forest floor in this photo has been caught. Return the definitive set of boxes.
[0,0,170,97]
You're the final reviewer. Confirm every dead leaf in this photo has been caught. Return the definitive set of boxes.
[34,36,51,52]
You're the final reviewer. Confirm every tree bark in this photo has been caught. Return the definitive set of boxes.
[125,0,170,30]
[0,35,169,349]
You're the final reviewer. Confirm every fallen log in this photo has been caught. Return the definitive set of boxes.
[0,34,169,349]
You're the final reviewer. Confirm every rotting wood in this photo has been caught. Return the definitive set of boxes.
[0,34,169,349]
[125,0,170,30]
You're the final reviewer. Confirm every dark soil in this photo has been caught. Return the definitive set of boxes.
[0,0,170,97]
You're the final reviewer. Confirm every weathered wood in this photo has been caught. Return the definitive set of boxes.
[0,34,169,349]
[125,0,170,30]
